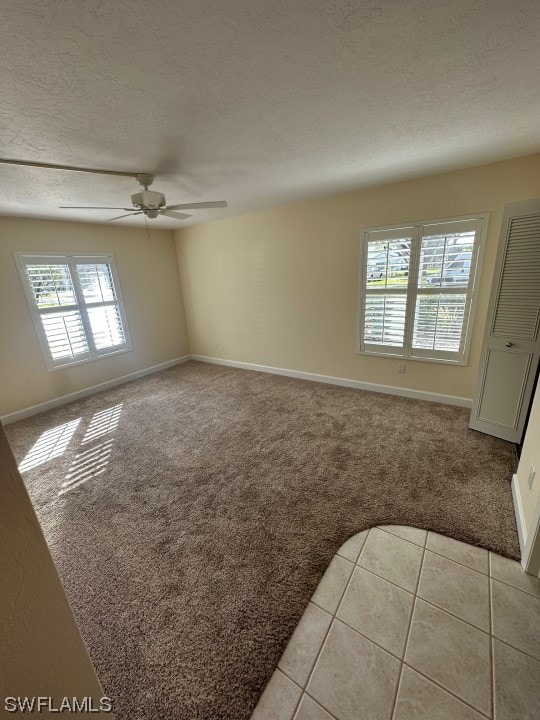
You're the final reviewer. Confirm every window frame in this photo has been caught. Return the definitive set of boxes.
[357,213,488,365]
[15,252,132,372]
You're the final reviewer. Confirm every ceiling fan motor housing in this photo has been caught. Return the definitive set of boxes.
[131,190,165,209]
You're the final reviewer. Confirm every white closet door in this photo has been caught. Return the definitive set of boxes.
[470,200,540,442]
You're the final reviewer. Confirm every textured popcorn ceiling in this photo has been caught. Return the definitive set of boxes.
[1,0,539,228]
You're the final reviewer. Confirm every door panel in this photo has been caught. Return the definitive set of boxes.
[470,199,540,443]
[476,349,531,429]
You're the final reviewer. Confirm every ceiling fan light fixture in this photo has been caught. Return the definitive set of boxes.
[131,190,165,210]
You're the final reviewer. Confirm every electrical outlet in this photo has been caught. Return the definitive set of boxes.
[528,466,536,490]
[214,342,219,349]
[96,362,104,374]
[397,362,406,373]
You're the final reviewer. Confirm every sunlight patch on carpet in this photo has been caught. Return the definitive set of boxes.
[60,438,114,495]
[18,418,81,472]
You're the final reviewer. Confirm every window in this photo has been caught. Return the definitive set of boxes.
[358,215,487,364]
[16,253,131,370]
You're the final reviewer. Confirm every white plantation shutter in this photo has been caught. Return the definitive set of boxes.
[362,232,412,354]
[76,263,116,303]
[359,216,485,363]
[412,294,467,354]
[16,254,131,370]
[24,262,90,362]
[75,262,127,354]
[364,294,408,346]
[26,263,77,306]
[41,310,90,361]
[87,305,126,349]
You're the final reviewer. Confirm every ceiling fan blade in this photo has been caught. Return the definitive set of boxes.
[108,212,144,221]
[59,206,136,210]
[160,210,192,220]
[166,201,228,210]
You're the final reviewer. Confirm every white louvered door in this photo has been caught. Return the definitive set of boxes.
[470,199,540,442]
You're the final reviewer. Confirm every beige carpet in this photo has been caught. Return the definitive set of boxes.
[5,361,519,720]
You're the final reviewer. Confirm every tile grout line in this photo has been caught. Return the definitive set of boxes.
[489,568,540,663]
[339,562,415,598]
[413,593,540,665]
[278,669,303,692]
[490,573,540,601]
[424,546,489,577]
[425,546,489,575]
[491,636,540,665]
[333,536,373,619]
[398,662,492,719]
[414,595,490,636]
[301,691,339,720]
[389,527,428,719]
[285,668,315,720]
[289,531,371,720]
[277,669,305,720]
[308,558,356,618]
[302,689,347,720]
[397,530,492,718]
[377,526,427,548]
[298,613,403,666]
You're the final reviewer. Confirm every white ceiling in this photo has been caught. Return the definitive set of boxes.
[2,1,539,229]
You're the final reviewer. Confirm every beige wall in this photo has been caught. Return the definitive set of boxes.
[175,153,540,400]
[0,423,111,716]
[0,217,189,416]
[516,381,540,540]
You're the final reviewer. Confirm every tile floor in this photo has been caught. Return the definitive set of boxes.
[251,526,540,720]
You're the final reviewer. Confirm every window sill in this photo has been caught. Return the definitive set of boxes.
[46,345,133,372]
[356,349,467,366]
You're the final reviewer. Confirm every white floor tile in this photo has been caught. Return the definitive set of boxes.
[427,532,488,574]
[405,599,491,715]
[307,620,400,720]
[357,527,423,592]
[493,639,540,720]
[394,665,486,720]
[490,552,540,598]
[337,566,414,657]
[251,669,302,720]
[252,534,540,720]
[311,555,354,614]
[418,551,489,631]
[293,695,334,720]
[491,578,540,660]
[336,529,369,563]
[279,602,332,687]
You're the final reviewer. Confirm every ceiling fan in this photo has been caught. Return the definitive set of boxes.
[0,159,227,221]
[60,173,227,221]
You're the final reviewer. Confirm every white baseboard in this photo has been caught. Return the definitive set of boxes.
[1,352,473,424]
[1,355,191,425]
[511,473,528,561]
[190,354,473,408]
